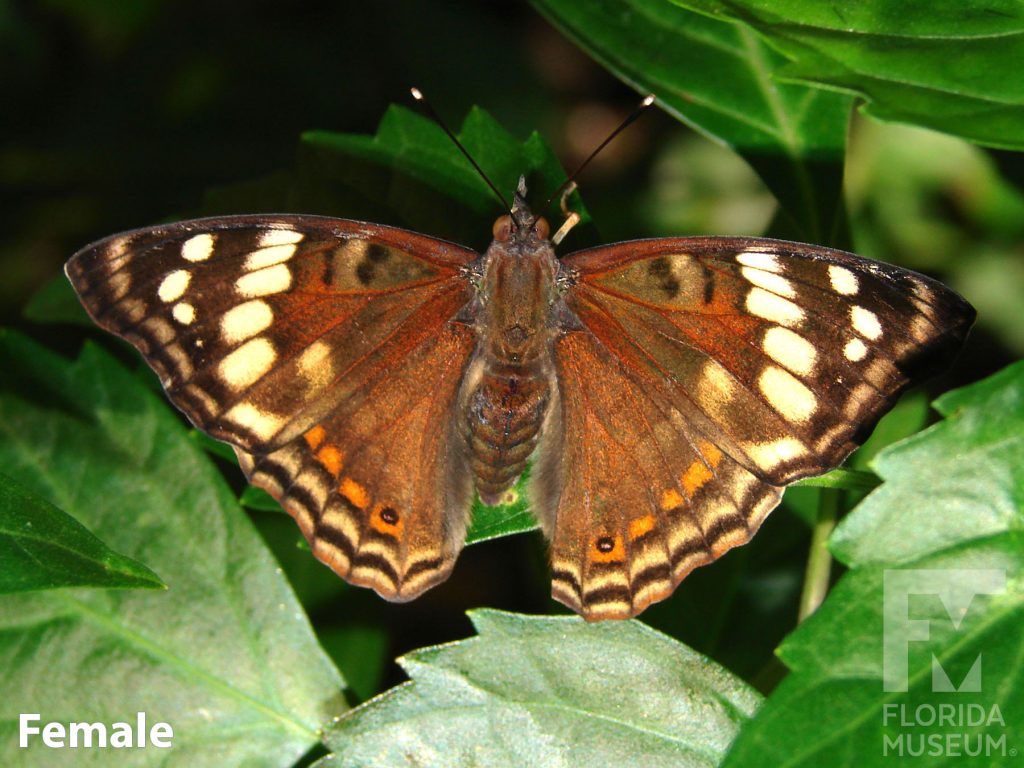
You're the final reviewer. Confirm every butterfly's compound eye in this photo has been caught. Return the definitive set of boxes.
[492,215,513,241]
[533,217,550,239]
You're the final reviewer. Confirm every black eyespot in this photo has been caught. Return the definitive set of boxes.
[356,262,375,284]
[596,536,615,553]
[380,507,399,525]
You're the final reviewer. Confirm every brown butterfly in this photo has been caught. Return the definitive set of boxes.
[65,167,974,621]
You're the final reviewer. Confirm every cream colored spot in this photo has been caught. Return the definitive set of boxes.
[828,265,859,295]
[741,266,795,298]
[851,306,883,340]
[698,361,739,419]
[259,229,304,247]
[182,233,214,262]
[294,472,329,511]
[220,300,273,344]
[844,383,875,419]
[844,337,868,361]
[104,235,133,270]
[746,288,805,326]
[912,279,934,308]
[758,365,817,422]
[910,315,932,342]
[736,250,781,272]
[172,302,196,325]
[158,269,191,302]
[142,317,175,345]
[745,438,807,470]
[865,359,890,388]
[763,326,816,376]
[123,298,146,323]
[224,402,286,441]
[297,340,334,390]
[164,344,193,378]
[245,243,298,271]
[110,271,131,300]
[236,264,292,297]
[219,337,277,388]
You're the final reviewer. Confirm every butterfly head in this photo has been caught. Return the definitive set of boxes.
[491,176,551,248]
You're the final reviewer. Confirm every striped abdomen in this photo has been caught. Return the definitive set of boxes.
[466,364,551,504]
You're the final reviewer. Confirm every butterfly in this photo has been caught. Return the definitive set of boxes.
[65,176,974,621]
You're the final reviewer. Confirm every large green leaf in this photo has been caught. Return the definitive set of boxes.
[318,609,761,768]
[724,362,1024,767]
[0,332,345,767]
[529,0,852,241]
[0,471,163,593]
[297,104,591,250]
[668,0,1024,150]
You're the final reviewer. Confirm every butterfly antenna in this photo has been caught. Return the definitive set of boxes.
[410,87,512,212]
[539,93,656,215]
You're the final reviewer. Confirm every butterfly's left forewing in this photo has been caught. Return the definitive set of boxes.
[67,214,479,599]
[539,236,974,619]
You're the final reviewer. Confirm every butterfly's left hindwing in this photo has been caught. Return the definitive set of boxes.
[67,214,479,599]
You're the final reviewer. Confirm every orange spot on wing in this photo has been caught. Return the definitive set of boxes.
[591,535,625,563]
[700,441,723,468]
[315,444,344,476]
[681,442,724,496]
[340,477,370,510]
[369,504,403,538]
[304,425,326,450]
[628,514,656,541]
[660,489,684,511]
[682,460,713,495]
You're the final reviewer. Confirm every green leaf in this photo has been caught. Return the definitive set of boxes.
[0,470,164,593]
[318,609,761,768]
[188,427,238,462]
[466,468,538,545]
[667,0,1024,151]
[240,483,283,512]
[724,363,1024,767]
[22,273,91,326]
[791,467,879,493]
[0,332,344,767]
[528,0,853,241]
[298,104,591,250]
[832,362,1024,567]
[318,622,390,705]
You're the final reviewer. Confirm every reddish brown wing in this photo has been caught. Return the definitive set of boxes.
[67,214,479,599]
[534,329,783,621]
[538,236,973,619]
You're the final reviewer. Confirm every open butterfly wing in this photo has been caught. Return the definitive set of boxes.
[538,330,783,620]
[543,237,974,619]
[67,215,479,599]
[559,237,975,484]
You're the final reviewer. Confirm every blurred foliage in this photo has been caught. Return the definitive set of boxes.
[2,0,1023,765]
